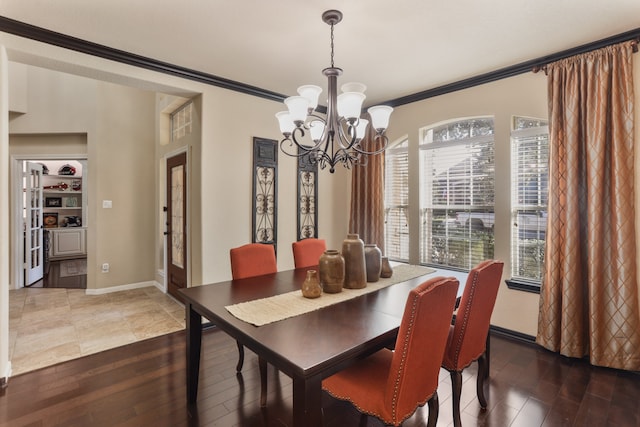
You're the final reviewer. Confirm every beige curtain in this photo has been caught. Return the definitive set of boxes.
[349,122,385,253]
[537,41,640,370]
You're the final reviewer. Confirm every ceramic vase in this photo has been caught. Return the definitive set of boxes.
[342,234,366,289]
[319,250,345,293]
[301,270,322,299]
[380,256,393,278]
[364,244,382,282]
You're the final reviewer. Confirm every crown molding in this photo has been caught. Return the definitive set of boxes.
[0,15,287,102]
[1,16,639,107]
[385,27,640,108]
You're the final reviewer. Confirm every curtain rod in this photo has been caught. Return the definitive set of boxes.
[532,37,639,74]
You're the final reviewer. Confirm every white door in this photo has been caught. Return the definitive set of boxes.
[25,162,44,285]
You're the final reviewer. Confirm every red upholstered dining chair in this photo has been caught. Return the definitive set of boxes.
[292,238,326,268]
[441,259,504,427]
[229,243,277,406]
[230,242,277,280]
[322,276,460,427]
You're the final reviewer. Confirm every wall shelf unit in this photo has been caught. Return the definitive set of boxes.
[40,161,87,260]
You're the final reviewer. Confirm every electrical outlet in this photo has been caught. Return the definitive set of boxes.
[101,263,110,273]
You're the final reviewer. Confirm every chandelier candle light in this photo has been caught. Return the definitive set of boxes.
[276,10,393,173]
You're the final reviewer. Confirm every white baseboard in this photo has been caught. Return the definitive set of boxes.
[85,280,160,295]
[3,361,11,383]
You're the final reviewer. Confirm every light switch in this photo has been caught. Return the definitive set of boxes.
[103,200,113,208]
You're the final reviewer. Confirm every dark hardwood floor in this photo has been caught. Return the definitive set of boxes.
[1,329,638,427]
[27,258,87,289]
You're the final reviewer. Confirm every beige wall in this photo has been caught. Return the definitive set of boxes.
[8,65,156,290]
[91,82,156,288]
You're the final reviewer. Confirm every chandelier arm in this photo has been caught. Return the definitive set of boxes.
[335,119,358,150]
[280,127,322,158]
[350,133,390,155]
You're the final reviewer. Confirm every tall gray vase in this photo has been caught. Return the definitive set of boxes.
[342,234,366,289]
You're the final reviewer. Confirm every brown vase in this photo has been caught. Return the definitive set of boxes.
[342,234,366,289]
[301,270,322,299]
[380,256,393,278]
[319,250,345,293]
[364,244,382,282]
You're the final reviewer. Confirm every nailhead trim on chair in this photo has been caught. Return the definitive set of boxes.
[324,278,450,426]
[389,280,439,425]
[442,262,492,372]
[452,270,480,369]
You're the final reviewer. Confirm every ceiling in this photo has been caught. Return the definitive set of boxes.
[3,1,640,106]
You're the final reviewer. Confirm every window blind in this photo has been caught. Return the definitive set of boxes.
[510,119,549,282]
[419,118,495,270]
[384,139,409,261]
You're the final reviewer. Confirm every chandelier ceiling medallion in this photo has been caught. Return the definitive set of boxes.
[276,10,393,173]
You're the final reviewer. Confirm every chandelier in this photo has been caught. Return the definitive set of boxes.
[276,10,393,173]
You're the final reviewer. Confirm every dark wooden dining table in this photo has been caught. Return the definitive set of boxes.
[179,266,467,427]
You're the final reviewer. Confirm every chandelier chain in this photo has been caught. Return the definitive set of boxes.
[330,22,335,68]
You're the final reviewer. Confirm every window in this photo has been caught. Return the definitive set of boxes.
[384,138,409,261]
[510,117,549,283]
[419,117,495,270]
[171,101,193,141]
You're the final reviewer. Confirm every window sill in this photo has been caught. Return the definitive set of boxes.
[505,278,541,294]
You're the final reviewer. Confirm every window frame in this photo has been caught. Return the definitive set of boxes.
[507,117,549,294]
[383,138,410,262]
[171,101,193,142]
[418,117,496,271]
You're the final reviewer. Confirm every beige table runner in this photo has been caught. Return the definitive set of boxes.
[225,264,435,327]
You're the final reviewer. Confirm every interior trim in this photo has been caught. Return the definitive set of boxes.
[0,15,287,102]
[386,28,640,107]
[1,16,638,106]
[505,278,541,294]
[490,324,536,345]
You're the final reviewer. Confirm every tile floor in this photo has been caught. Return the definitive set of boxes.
[8,285,185,376]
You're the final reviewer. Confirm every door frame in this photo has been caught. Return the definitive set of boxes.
[10,154,88,289]
[163,147,190,295]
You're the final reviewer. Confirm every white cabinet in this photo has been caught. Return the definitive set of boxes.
[50,228,86,258]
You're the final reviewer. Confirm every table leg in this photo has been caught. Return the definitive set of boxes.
[292,375,322,427]
[186,302,202,403]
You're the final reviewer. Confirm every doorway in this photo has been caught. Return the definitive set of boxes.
[12,156,88,290]
[166,151,188,301]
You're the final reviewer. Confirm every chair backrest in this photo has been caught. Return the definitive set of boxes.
[384,276,459,424]
[441,260,504,371]
[292,238,327,269]
[230,243,277,280]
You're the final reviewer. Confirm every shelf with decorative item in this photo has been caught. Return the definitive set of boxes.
[41,166,86,228]
[43,177,82,192]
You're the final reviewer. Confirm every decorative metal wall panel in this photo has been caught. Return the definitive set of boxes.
[252,138,278,249]
[297,149,318,239]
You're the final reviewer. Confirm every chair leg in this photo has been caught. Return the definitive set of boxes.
[450,370,463,427]
[476,352,488,409]
[484,333,491,380]
[426,391,439,427]
[236,341,244,372]
[259,357,268,407]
